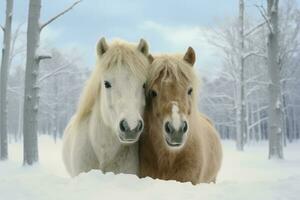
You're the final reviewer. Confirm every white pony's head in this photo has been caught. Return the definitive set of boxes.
[95,38,150,144]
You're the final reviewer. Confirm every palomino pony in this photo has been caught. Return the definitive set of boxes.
[63,38,150,177]
[139,47,223,185]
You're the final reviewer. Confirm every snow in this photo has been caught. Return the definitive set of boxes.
[276,99,281,109]
[35,47,51,60]
[1,136,300,200]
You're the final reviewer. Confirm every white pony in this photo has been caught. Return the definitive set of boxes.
[62,38,150,177]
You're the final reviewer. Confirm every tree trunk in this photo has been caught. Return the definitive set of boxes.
[53,76,59,142]
[23,0,80,165]
[281,93,288,145]
[292,107,296,141]
[23,0,42,165]
[0,0,14,160]
[255,93,263,141]
[17,92,24,141]
[267,0,284,159]
[236,0,246,150]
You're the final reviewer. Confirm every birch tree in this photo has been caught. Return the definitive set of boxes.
[236,0,246,151]
[278,0,300,143]
[208,1,267,149]
[0,0,14,160]
[203,0,299,147]
[237,0,269,150]
[23,0,81,165]
[257,0,284,158]
[267,0,284,159]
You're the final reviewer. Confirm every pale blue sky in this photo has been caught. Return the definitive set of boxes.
[1,0,299,77]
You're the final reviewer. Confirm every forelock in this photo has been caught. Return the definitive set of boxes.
[97,40,149,82]
[147,55,199,92]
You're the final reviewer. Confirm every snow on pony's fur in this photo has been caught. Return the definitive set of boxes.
[139,47,223,185]
[63,38,150,177]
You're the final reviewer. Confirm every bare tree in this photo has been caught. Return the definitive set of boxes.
[267,0,284,159]
[0,0,14,161]
[37,49,88,140]
[257,0,284,158]
[23,0,81,165]
[236,0,246,151]
[5,47,85,143]
[278,0,300,144]
[202,0,299,148]
[207,3,267,149]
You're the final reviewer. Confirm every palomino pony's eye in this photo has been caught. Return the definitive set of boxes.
[104,81,112,89]
[188,88,193,95]
[149,90,157,98]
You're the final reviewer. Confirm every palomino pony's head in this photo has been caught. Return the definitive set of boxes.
[76,38,150,144]
[146,47,198,150]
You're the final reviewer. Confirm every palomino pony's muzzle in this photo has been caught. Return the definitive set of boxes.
[164,120,188,147]
[118,119,144,144]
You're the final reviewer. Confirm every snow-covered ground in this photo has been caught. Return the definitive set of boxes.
[1,136,300,200]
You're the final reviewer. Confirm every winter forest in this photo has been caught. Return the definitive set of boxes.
[0,0,300,200]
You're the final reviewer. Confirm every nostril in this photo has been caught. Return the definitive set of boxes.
[164,122,174,134]
[136,120,144,132]
[165,122,170,134]
[181,121,188,133]
[120,120,129,132]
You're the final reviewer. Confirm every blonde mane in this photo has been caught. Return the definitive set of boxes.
[75,40,149,123]
[147,54,200,104]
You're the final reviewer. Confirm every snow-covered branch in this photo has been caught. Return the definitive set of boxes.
[247,80,270,85]
[246,86,259,97]
[252,106,269,114]
[7,86,22,95]
[207,94,235,101]
[255,4,273,34]
[35,47,52,61]
[243,51,267,60]
[280,78,296,84]
[248,117,268,130]
[38,63,72,83]
[215,122,236,127]
[218,71,236,81]
[40,0,82,31]
[247,73,264,81]
[9,23,26,65]
[0,24,4,32]
[244,21,266,37]
[37,55,52,61]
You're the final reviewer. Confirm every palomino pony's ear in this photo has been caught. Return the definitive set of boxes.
[97,37,109,57]
[137,38,149,56]
[183,47,196,66]
[148,54,154,63]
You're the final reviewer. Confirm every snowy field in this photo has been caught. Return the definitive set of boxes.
[0,136,300,200]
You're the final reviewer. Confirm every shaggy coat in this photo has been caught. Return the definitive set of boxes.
[62,38,150,177]
[139,48,223,185]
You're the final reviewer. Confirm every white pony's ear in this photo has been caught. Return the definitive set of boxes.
[183,47,196,66]
[97,37,109,57]
[137,38,149,56]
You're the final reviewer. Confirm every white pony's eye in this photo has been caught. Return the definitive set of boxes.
[104,81,112,89]
[188,88,193,95]
[143,83,146,89]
